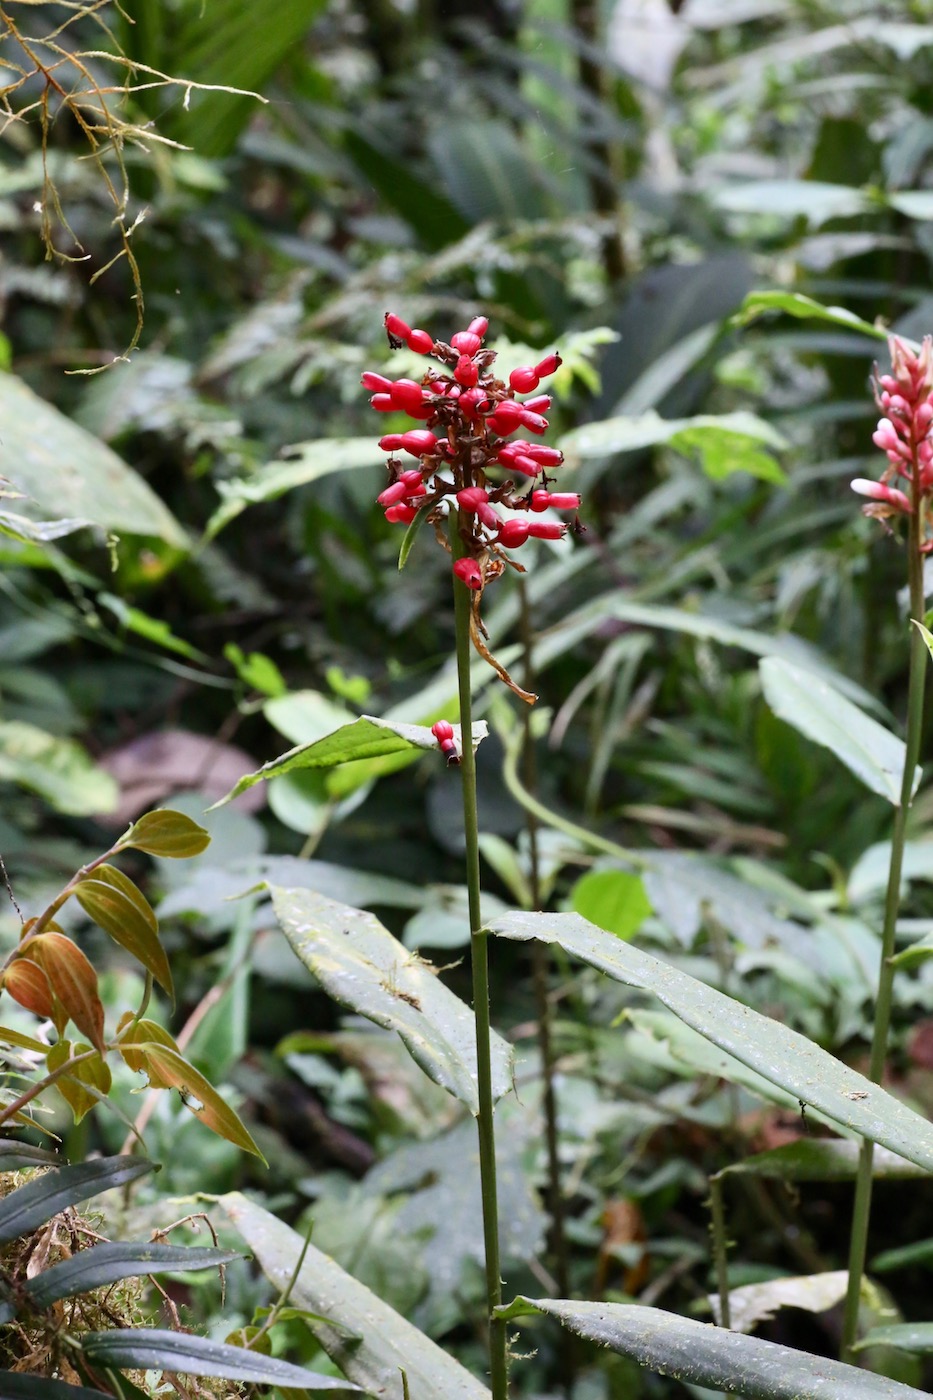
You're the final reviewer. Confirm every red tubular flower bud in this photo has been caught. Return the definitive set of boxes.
[371,394,395,412]
[377,481,410,506]
[400,469,425,487]
[528,521,567,540]
[519,410,548,435]
[534,352,562,378]
[457,487,490,512]
[431,720,460,765]
[407,328,434,354]
[468,316,489,338]
[451,331,483,355]
[385,504,418,524]
[389,379,426,414]
[532,490,580,511]
[851,478,912,513]
[495,442,521,465]
[498,519,530,548]
[400,430,439,455]
[477,502,500,529]
[385,312,412,341]
[509,366,540,394]
[362,372,393,392]
[378,434,405,451]
[453,557,483,589]
[512,454,543,478]
[521,395,552,413]
[523,444,563,467]
[486,401,523,434]
[454,356,479,387]
[459,387,485,417]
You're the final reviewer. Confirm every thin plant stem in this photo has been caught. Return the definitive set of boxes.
[842,506,927,1359]
[450,512,508,1400]
[708,1175,731,1330]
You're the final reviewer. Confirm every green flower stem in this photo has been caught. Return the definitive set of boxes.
[842,507,928,1360]
[449,514,508,1400]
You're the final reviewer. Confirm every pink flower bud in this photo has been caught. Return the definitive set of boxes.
[532,490,580,512]
[495,442,521,465]
[509,366,540,394]
[371,394,395,412]
[362,372,393,392]
[400,469,425,487]
[477,502,500,529]
[519,410,548,435]
[400,430,439,455]
[850,478,912,513]
[498,519,530,548]
[407,328,434,354]
[378,434,405,451]
[917,403,933,434]
[468,316,489,338]
[389,379,426,414]
[452,331,482,355]
[512,455,543,478]
[377,481,410,506]
[528,520,567,540]
[431,720,460,765]
[454,355,479,387]
[486,401,523,434]
[453,557,483,589]
[385,312,412,343]
[521,395,552,413]
[457,487,490,512]
[534,352,562,378]
[522,444,563,467]
[385,504,418,524]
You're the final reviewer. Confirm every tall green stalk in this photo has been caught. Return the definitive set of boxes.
[842,505,927,1359]
[450,513,508,1400]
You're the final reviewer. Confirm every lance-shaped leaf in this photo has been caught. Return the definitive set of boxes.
[856,1325,933,1354]
[75,865,172,997]
[215,716,488,806]
[268,886,512,1113]
[488,911,933,1171]
[26,1242,242,1310]
[0,1375,111,1400]
[0,1024,48,1054]
[135,1042,265,1161]
[219,1190,491,1400]
[30,933,105,1052]
[79,1329,360,1390]
[118,809,211,859]
[2,957,55,1019]
[116,1015,178,1087]
[0,1140,60,1169]
[760,658,918,805]
[46,1041,112,1124]
[732,290,893,342]
[0,1156,154,1246]
[713,1139,930,1184]
[495,1298,929,1399]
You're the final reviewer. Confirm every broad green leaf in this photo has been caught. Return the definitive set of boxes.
[889,191,933,221]
[708,1271,849,1332]
[267,886,512,1112]
[0,374,187,545]
[204,437,382,539]
[214,716,488,806]
[26,1242,242,1309]
[135,1043,265,1160]
[873,1239,933,1274]
[668,425,786,484]
[714,1139,929,1183]
[0,1157,153,1245]
[732,290,892,343]
[0,1376,111,1400]
[98,595,207,662]
[79,1329,358,1390]
[713,179,870,223]
[0,1139,60,1169]
[560,409,785,466]
[856,1325,933,1354]
[0,722,118,816]
[75,865,172,997]
[219,1191,491,1400]
[487,911,933,1171]
[495,1298,929,1399]
[760,658,916,805]
[46,1041,111,1123]
[0,510,95,544]
[571,869,652,941]
[119,809,212,859]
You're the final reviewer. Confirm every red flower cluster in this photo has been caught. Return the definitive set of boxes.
[852,335,933,547]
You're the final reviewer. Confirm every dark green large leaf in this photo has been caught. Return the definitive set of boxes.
[219,1191,491,1400]
[488,911,933,1170]
[79,1330,358,1390]
[0,375,187,546]
[0,1375,111,1400]
[0,1140,61,1170]
[0,1158,154,1246]
[267,886,512,1112]
[25,1243,241,1309]
[496,1298,930,1398]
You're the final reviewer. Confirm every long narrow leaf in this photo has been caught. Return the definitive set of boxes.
[79,1330,360,1390]
[0,1157,154,1246]
[0,1374,111,1400]
[26,1243,242,1309]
